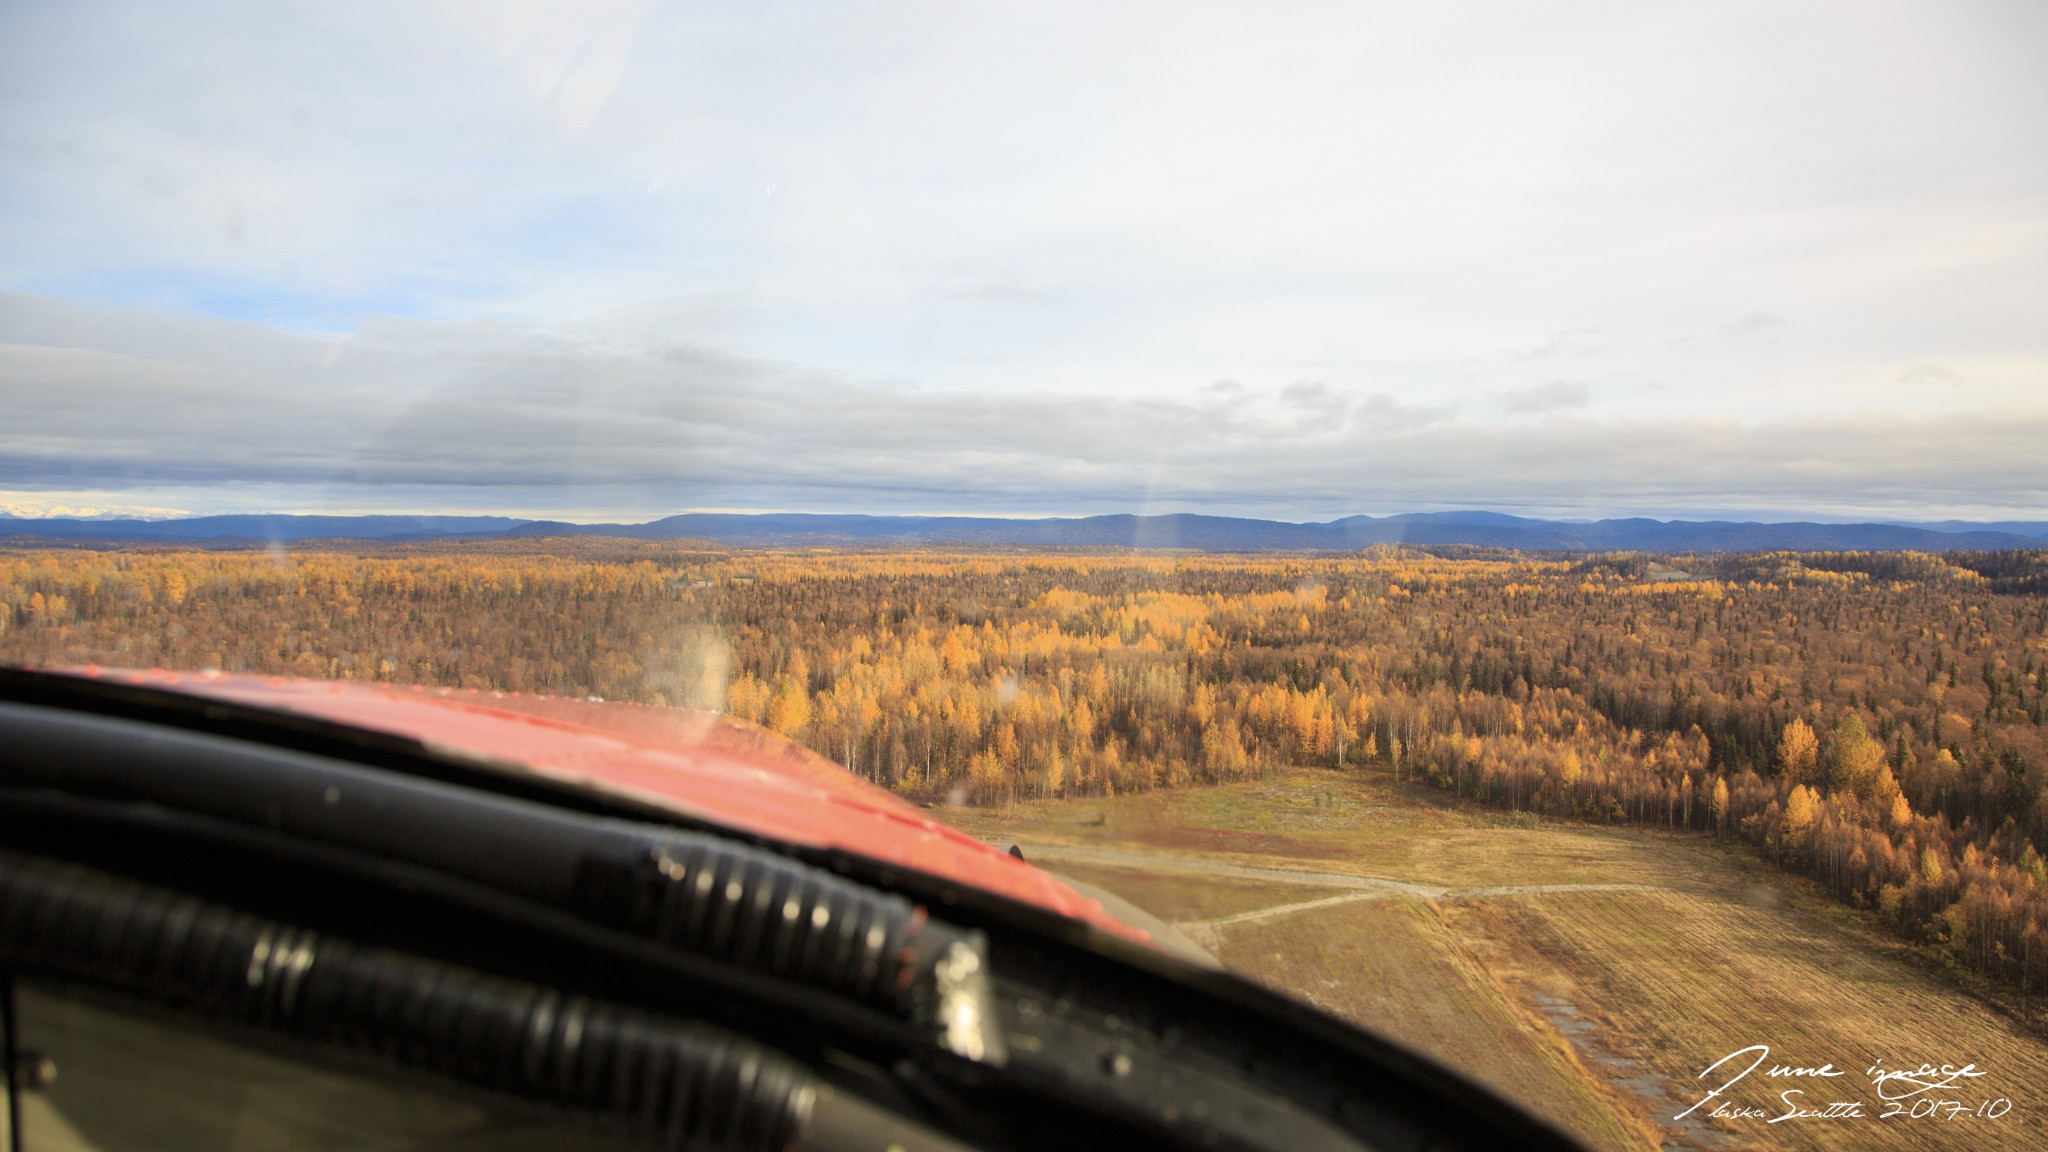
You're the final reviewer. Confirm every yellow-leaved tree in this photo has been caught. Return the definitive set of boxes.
[1779,718,1819,784]
[767,677,812,736]
[1782,784,1819,859]
[1827,713,1885,798]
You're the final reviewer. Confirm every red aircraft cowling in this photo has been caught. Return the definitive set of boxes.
[51,666,1150,948]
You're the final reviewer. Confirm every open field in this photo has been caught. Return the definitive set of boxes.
[942,768,2048,1152]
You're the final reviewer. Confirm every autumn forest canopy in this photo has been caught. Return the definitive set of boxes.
[5,540,2048,1002]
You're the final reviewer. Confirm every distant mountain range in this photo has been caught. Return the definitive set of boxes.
[4,511,2045,552]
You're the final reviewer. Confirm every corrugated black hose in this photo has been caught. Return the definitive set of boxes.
[0,850,972,1152]
[580,834,1003,1065]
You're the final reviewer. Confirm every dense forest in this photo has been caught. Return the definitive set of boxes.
[4,540,2047,1001]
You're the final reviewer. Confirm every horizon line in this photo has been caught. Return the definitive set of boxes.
[5,508,2047,528]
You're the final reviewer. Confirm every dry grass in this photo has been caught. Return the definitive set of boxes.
[1479,886,2048,1151]
[942,768,2048,1152]
[1214,895,1656,1152]
[1033,861,1330,922]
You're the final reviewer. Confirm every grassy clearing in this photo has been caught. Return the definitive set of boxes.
[1484,886,2048,1152]
[1214,895,1657,1152]
[942,767,2048,1152]
[1032,861,1330,922]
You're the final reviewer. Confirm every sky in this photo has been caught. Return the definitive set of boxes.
[0,0,2044,523]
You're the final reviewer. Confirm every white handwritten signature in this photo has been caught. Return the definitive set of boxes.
[1676,1045,1997,1124]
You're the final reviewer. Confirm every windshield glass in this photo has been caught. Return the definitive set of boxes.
[3,4,2046,1151]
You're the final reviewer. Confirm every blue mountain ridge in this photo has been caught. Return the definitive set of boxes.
[5,511,2042,551]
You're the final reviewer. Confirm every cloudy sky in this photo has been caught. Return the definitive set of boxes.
[1,1,2043,522]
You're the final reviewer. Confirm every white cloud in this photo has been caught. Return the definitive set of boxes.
[0,496,191,520]
[1500,381,1591,415]
[1898,363,1966,389]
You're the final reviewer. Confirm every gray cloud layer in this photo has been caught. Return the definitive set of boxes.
[4,293,2041,519]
